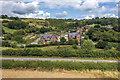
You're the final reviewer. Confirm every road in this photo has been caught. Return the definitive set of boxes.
[31,38,40,44]
[0,57,119,63]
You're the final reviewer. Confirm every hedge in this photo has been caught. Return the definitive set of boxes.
[2,60,118,71]
[2,48,120,58]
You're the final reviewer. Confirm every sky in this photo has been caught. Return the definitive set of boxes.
[0,0,119,19]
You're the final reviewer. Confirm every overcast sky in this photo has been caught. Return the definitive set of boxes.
[0,0,119,19]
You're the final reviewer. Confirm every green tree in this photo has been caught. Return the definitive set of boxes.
[7,20,28,30]
[94,24,100,28]
[67,39,74,45]
[95,40,108,49]
[10,42,17,48]
[74,39,78,45]
[2,40,11,47]
[60,37,66,43]
[81,39,95,50]
[72,44,78,49]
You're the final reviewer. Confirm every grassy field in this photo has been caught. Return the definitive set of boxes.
[3,26,17,34]
[3,69,117,78]
[23,34,40,44]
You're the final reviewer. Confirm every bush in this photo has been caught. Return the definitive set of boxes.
[2,60,118,71]
[2,40,11,47]
[81,40,95,50]
[72,44,78,49]
[105,42,119,51]
[2,48,119,58]
[60,37,66,44]
[95,40,108,49]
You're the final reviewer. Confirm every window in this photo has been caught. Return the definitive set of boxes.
[78,37,79,38]
[41,40,43,43]
[53,37,54,39]
[53,40,55,42]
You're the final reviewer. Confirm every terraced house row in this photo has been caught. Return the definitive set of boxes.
[39,32,82,44]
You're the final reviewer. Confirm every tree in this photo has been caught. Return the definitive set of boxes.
[67,39,74,45]
[10,42,17,48]
[44,21,49,27]
[0,15,8,19]
[60,37,66,43]
[72,44,78,49]
[3,33,12,40]
[94,24,100,28]
[95,40,108,49]
[74,39,78,45]
[11,35,25,43]
[2,40,11,47]
[7,20,28,29]
[81,39,95,50]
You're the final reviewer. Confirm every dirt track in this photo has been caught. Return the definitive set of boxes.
[2,69,105,78]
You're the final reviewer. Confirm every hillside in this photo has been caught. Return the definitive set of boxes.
[1,15,119,50]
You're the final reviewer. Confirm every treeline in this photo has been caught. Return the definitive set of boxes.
[2,60,118,71]
[47,17,118,31]
[2,48,120,58]
[0,15,19,20]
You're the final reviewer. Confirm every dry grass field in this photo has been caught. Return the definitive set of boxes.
[2,69,110,78]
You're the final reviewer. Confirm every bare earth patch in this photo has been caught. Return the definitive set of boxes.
[2,69,108,78]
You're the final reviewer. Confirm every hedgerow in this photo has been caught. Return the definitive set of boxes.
[2,48,120,58]
[2,60,118,71]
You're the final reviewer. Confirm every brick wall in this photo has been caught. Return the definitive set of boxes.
[50,35,57,42]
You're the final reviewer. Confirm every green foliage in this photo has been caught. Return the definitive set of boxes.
[6,20,28,30]
[91,30,119,42]
[2,60,118,71]
[81,40,95,50]
[2,26,17,34]
[2,40,11,47]
[3,33,12,40]
[60,37,66,43]
[2,20,9,23]
[0,15,8,19]
[67,39,74,45]
[94,24,100,28]
[95,40,108,49]
[11,35,25,43]
[3,47,119,58]
[72,44,78,49]
[74,39,78,45]
[105,42,119,51]
[9,16,19,20]
[10,42,17,48]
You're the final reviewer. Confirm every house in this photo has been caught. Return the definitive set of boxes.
[85,27,91,32]
[68,32,82,42]
[106,25,113,29]
[40,34,58,44]
[77,28,82,34]
[101,25,113,29]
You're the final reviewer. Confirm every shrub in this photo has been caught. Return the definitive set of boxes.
[2,60,118,71]
[95,40,108,49]
[60,37,66,44]
[105,42,119,51]
[81,40,95,50]
[72,44,78,49]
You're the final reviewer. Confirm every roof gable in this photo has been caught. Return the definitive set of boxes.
[68,32,80,38]
[40,34,58,41]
